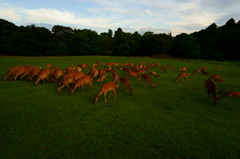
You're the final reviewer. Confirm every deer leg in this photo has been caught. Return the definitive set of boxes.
[113,90,116,100]
[104,92,107,103]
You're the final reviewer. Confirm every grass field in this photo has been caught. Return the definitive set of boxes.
[0,56,240,159]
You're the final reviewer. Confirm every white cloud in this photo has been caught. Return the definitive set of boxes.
[0,8,22,22]
[0,0,239,36]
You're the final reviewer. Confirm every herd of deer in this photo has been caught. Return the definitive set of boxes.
[2,61,240,104]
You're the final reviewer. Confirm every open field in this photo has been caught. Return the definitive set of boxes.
[0,56,240,159]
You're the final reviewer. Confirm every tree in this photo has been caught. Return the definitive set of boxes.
[173,33,201,59]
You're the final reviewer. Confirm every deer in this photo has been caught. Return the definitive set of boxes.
[65,65,75,74]
[52,68,63,83]
[27,67,42,81]
[96,74,107,82]
[191,68,202,75]
[10,66,26,81]
[179,67,187,72]
[3,65,23,80]
[128,70,140,80]
[63,71,85,81]
[94,82,118,104]
[208,74,221,80]
[112,69,118,83]
[35,68,51,85]
[204,79,218,104]
[213,78,224,82]
[45,64,52,68]
[142,74,154,88]
[219,89,240,98]
[120,77,133,96]
[98,68,107,76]
[19,65,35,80]
[57,75,76,92]
[70,75,92,94]
[174,72,189,82]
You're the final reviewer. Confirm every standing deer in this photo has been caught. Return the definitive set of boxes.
[94,82,118,104]
[120,77,133,95]
[204,79,218,104]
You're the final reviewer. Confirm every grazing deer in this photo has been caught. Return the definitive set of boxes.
[148,71,156,75]
[45,64,52,68]
[208,74,221,80]
[204,79,218,104]
[219,89,240,98]
[19,65,35,80]
[96,74,107,82]
[128,70,139,80]
[120,77,133,96]
[179,67,187,72]
[57,75,75,92]
[70,75,92,94]
[52,68,63,83]
[174,72,189,82]
[28,67,42,81]
[3,65,23,80]
[161,65,168,73]
[65,65,75,74]
[94,82,118,104]
[112,69,118,83]
[35,68,51,85]
[142,74,154,88]
[213,78,224,82]
[11,66,27,81]
[191,68,202,75]
[154,74,161,78]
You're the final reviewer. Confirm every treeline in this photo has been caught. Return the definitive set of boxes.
[0,18,240,60]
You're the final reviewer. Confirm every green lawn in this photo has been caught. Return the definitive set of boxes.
[0,56,240,159]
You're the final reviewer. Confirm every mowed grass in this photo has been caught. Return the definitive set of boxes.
[0,56,240,159]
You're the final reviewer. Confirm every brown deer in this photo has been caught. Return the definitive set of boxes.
[208,74,221,80]
[11,66,27,81]
[96,74,107,82]
[3,65,23,80]
[219,89,240,98]
[204,79,218,104]
[57,75,75,92]
[35,68,51,85]
[94,82,118,104]
[179,67,187,72]
[191,68,202,75]
[128,70,139,80]
[28,67,42,81]
[19,65,35,80]
[70,75,92,94]
[112,69,118,83]
[120,77,133,96]
[142,74,154,88]
[52,68,63,83]
[174,72,189,82]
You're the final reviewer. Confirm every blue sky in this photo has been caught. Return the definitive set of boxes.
[0,0,239,35]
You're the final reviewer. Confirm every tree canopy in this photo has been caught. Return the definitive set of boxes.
[0,18,240,60]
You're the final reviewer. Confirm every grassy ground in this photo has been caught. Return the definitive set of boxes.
[0,56,240,159]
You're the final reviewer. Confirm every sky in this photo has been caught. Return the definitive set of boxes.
[0,0,239,35]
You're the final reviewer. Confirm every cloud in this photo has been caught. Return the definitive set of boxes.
[0,0,239,36]
[0,6,21,21]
